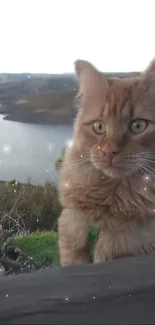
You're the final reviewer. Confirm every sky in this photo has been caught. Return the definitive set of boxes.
[0,0,155,73]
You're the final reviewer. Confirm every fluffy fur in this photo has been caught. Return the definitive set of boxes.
[58,58,155,266]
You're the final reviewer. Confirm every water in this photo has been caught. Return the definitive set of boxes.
[0,115,73,184]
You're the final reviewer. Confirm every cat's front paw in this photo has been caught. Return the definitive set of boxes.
[61,254,90,267]
[94,259,105,264]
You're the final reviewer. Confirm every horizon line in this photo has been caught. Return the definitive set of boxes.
[0,70,140,75]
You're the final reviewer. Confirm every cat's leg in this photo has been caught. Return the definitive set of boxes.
[93,230,140,263]
[93,231,129,263]
[93,231,112,263]
[58,208,90,266]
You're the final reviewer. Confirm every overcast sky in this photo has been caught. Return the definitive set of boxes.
[0,0,155,73]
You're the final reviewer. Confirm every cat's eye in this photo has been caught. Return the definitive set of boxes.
[92,121,105,135]
[129,119,148,134]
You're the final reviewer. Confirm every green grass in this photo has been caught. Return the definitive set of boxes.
[12,228,99,267]
[12,231,59,266]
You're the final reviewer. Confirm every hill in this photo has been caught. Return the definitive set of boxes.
[0,71,140,124]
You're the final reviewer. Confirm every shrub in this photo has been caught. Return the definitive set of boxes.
[0,180,61,233]
[55,146,67,173]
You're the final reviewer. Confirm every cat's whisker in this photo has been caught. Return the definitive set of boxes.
[138,156,155,161]
[134,164,155,184]
[136,160,155,174]
[83,166,92,177]
[123,159,150,189]
[79,163,97,183]
[129,163,143,183]
[136,152,155,157]
[138,165,155,181]
[124,156,155,178]
[130,167,149,197]
[70,161,88,168]
[135,151,155,155]
[69,156,90,169]
[87,166,97,183]
[123,156,155,164]
[65,152,100,182]
[129,156,155,163]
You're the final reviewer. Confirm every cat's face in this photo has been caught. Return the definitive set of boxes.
[72,59,155,179]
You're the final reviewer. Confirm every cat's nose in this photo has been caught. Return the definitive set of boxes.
[101,144,120,161]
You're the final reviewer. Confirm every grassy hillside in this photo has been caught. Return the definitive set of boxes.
[0,71,140,125]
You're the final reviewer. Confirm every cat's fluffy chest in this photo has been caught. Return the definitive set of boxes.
[59,174,155,227]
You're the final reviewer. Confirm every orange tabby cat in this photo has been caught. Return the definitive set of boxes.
[58,58,155,266]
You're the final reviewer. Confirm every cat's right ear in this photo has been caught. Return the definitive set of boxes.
[142,58,155,78]
[139,58,155,96]
[74,60,108,96]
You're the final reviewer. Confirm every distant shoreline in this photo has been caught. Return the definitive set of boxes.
[2,112,73,125]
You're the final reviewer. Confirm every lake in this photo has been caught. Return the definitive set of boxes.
[0,115,73,184]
